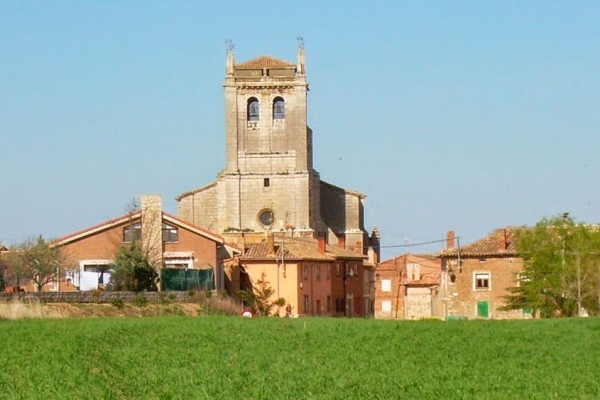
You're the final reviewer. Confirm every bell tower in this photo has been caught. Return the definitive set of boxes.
[177,42,374,257]
[216,41,322,235]
[223,41,311,173]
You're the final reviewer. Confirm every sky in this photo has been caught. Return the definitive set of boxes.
[1,1,599,259]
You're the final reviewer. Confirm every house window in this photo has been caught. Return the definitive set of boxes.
[406,263,420,281]
[79,260,113,291]
[263,178,270,187]
[247,97,259,121]
[273,97,285,119]
[326,295,331,312]
[316,299,321,314]
[303,265,308,280]
[474,272,491,290]
[316,265,320,280]
[303,295,309,313]
[381,279,392,292]
[381,300,392,312]
[162,223,178,243]
[335,298,345,313]
[336,264,342,278]
[123,222,141,242]
[326,264,330,280]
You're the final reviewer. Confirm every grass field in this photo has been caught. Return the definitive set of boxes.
[1,316,599,399]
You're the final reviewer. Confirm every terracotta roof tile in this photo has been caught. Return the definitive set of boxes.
[405,271,441,286]
[236,55,295,69]
[442,227,518,258]
[240,236,365,261]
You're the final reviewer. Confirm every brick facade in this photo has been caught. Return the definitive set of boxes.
[51,195,231,292]
[440,229,527,319]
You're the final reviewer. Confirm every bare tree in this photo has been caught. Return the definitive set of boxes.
[8,235,65,292]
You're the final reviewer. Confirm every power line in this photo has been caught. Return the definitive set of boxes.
[381,237,456,249]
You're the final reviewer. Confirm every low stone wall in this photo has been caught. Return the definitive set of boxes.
[0,291,196,304]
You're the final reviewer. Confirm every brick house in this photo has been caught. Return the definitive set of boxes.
[54,195,238,291]
[440,229,526,319]
[226,234,373,317]
[374,254,441,319]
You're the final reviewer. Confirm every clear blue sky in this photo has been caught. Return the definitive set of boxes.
[1,1,599,259]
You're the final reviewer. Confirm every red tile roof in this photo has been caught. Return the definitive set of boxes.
[236,55,295,69]
[405,271,441,286]
[441,227,518,258]
[240,236,365,261]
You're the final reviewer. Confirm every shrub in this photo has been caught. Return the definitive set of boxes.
[111,297,125,309]
[132,294,149,308]
[158,292,168,304]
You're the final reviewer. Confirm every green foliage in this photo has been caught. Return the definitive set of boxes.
[0,261,6,293]
[157,292,168,304]
[502,215,600,317]
[1,318,600,398]
[111,297,125,309]
[238,271,284,316]
[132,294,149,308]
[109,242,158,292]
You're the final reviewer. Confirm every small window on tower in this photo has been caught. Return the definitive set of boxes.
[247,97,259,121]
[273,97,285,120]
[264,178,270,187]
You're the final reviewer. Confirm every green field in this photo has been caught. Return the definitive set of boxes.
[1,316,599,399]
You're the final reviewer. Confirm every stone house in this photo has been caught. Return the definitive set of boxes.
[225,233,373,317]
[176,44,380,261]
[374,254,441,319]
[440,229,526,319]
[53,195,238,291]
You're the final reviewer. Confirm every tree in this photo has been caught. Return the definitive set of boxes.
[5,236,64,292]
[0,258,6,292]
[502,215,600,317]
[238,271,285,316]
[108,241,158,292]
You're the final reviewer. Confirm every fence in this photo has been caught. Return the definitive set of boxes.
[161,268,214,292]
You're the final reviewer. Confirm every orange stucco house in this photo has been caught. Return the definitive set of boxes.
[226,234,374,317]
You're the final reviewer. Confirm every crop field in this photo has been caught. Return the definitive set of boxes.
[1,316,599,399]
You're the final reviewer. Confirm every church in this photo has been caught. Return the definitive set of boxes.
[177,43,379,259]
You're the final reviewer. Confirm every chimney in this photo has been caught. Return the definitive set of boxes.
[140,194,163,268]
[267,231,275,256]
[318,237,326,254]
[338,235,346,249]
[498,229,507,251]
[446,231,455,249]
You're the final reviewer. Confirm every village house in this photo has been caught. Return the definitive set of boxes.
[52,194,238,292]
[374,254,441,320]
[440,229,526,319]
[226,233,374,317]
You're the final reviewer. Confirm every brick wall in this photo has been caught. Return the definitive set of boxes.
[446,256,525,319]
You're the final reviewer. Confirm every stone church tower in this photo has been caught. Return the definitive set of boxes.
[177,44,379,256]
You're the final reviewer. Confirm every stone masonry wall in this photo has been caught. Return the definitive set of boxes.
[0,291,194,304]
